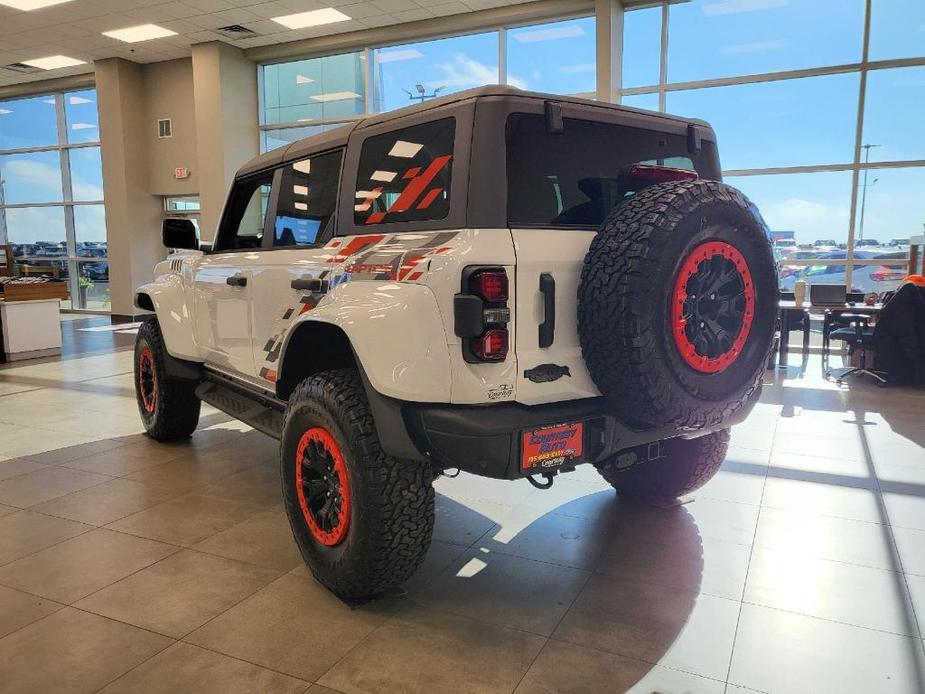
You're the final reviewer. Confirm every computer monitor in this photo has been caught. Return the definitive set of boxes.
[810,283,847,306]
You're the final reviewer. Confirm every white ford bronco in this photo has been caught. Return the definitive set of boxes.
[134,86,777,600]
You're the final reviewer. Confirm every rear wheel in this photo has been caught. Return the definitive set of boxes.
[280,369,434,601]
[134,318,201,441]
[596,429,730,501]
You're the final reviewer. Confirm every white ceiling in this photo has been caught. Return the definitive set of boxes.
[0,0,524,87]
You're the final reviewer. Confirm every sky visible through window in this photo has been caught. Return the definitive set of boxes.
[258,2,922,251]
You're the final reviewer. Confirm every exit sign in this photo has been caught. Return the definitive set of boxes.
[175,167,190,180]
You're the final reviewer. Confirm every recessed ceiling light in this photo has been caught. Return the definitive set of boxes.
[310,91,360,102]
[272,8,350,30]
[68,95,92,105]
[295,74,314,85]
[103,24,177,43]
[22,55,86,70]
[293,184,308,196]
[371,170,397,182]
[293,160,311,174]
[0,0,75,10]
[294,202,308,211]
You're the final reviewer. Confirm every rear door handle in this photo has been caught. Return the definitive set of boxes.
[539,272,555,348]
[291,278,329,292]
[226,274,247,287]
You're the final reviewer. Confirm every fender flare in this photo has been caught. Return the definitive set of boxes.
[277,281,452,403]
[134,275,201,363]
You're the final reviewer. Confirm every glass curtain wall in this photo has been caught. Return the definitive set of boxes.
[0,88,107,310]
[258,16,594,151]
[621,0,925,294]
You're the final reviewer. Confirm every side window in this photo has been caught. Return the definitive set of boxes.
[273,149,343,248]
[354,117,455,226]
[215,172,273,251]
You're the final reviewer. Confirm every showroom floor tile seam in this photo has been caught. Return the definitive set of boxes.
[0,540,186,611]
[90,641,319,694]
[513,637,733,694]
[73,561,288,644]
[861,427,925,653]
[0,518,97,570]
[0,474,120,514]
[721,409,777,688]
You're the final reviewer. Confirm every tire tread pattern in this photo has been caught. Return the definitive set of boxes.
[596,429,730,500]
[578,180,775,430]
[135,318,201,441]
[282,369,434,600]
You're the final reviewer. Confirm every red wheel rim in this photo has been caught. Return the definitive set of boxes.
[295,427,351,546]
[138,347,157,414]
[671,241,755,374]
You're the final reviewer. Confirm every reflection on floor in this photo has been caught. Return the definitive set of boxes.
[0,348,924,693]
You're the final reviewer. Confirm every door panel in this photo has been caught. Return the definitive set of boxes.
[192,253,257,377]
[512,228,601,405]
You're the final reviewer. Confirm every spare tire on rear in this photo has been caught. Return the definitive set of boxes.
[578,180,777,430]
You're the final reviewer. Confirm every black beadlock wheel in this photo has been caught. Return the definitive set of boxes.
[596,429,730,501]
[578,179,778,430]
[134,318,201,441]
[280,368,434,601]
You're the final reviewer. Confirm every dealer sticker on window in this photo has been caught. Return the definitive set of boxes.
[521,422,584,471]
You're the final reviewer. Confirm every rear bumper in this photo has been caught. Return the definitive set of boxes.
[399,390,759,480]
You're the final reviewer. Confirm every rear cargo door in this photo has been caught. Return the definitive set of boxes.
[511,228,600,405]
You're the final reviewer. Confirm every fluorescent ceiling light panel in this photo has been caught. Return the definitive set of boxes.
[103,24,177,43]
[370,170,397,182]
[0,0,74,10]
[22,55,86,70]
[294,202,308,211]
[310,91,361,102]
[293,160,311,174]
[702,0,788,16]
[293,184,309,196]
[388,141,422,158]
[376,48,424,64]
[272,8,350,30]
[512,25,583,43]
[296,74,314,84]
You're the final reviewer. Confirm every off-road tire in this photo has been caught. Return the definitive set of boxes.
[134,318,201,441]
[578,180,777,430]
[597,429,730,501]
[280,368,434,601]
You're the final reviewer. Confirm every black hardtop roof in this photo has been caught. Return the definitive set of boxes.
[237,85,712,178]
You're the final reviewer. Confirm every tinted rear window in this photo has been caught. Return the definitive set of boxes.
[506,114,720,227]
[354,118,455,226]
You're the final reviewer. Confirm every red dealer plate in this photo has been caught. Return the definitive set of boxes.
[521,422,584,471]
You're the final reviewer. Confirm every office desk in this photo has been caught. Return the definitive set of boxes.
[777,300,884,367]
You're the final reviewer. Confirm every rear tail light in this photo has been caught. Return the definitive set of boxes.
[455,266,510,363]
[471,329,509,361]
[469,269,509,303]
[626,163,699,184]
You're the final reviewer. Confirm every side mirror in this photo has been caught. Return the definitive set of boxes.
[162,218,198,250]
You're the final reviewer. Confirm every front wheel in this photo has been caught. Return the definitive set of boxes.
[280,368,434,601]
[596,429,730,501]
[134,318,201,441]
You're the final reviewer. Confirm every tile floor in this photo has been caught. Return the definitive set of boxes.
[1,343,925,693]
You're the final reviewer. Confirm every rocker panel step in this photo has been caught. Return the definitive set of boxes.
[196,380,285,439]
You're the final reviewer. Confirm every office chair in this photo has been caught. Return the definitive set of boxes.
[826,315,886,385]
